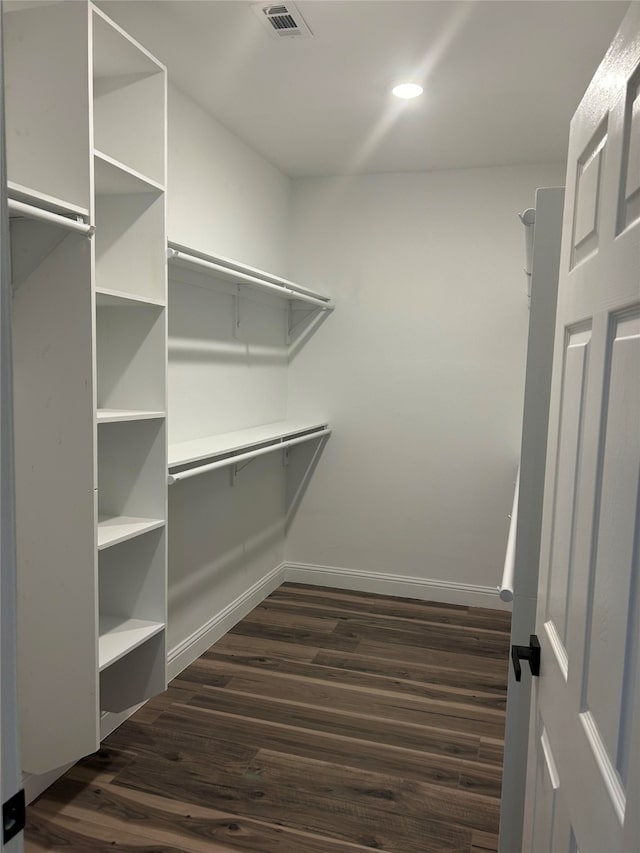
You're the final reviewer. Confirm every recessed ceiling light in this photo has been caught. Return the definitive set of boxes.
[392,83,423,100]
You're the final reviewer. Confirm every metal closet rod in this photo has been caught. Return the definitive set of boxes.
[168,248,333,310]
[168,428,332,485]
[499,466,520,603]
[8,199,94,235]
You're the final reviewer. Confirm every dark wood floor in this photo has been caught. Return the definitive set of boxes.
[26,583,511,853]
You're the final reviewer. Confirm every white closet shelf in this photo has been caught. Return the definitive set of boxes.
[167,242,334,310]
[97,408,166,423]
[97,515,165,550]
[93,6,165,79]
[94,150,164,196]
[98,616,164,671]
[96,287,165,309]
[8,181,89,219]
[169,420,330,470]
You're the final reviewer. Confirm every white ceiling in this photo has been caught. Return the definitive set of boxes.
[100,0,629,177]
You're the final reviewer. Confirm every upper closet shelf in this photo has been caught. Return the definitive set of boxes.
[8,182,89,218]
[168,420,331,484]
[8,183,93,235]
[167,242,334,311]
[94,150,164,196]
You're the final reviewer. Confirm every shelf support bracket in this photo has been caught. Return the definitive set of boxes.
[233,285,241,339]
[230,455,256,485]
[288,301,319,344]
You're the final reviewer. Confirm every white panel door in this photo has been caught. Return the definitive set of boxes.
[523,6,640,853]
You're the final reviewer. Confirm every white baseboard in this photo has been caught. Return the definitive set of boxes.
[166,563,285,680]
[283,561,512,611]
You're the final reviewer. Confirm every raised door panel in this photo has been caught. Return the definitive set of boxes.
[543,327,591,679]
[579,311,639,815]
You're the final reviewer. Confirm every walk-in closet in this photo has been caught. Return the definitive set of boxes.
[1,2,639,852]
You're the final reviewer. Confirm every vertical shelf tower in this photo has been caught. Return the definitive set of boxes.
[4,2,167,775]
[92,6,167,717]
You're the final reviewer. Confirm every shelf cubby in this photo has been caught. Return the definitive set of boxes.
[95,190,165,302]
[4,1,91,211]
[97,419,166,522]
[98,530,166,710]
[100,630,165,713]
[92,7,165,185]
[96,301,165,413]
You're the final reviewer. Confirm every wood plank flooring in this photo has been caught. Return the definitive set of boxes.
[25,583,511,853]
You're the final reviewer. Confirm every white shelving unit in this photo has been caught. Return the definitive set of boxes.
[5,1,168,775]
[92,3,168,719]
[6,0,333,784]
[6,2,97,775]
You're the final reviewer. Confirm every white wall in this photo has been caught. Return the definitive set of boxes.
[285,164,566,592]
[167,85,289,273]
[166,85,291,654]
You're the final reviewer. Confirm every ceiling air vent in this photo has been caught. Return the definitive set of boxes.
[252,2,313,39]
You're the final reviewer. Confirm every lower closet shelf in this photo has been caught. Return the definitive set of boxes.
[97,408,165,423]
[97,515,165,550]
[98,617,165,671]
[169,420,330,469]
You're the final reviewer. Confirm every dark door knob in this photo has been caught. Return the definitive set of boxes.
[511,635,541,681]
